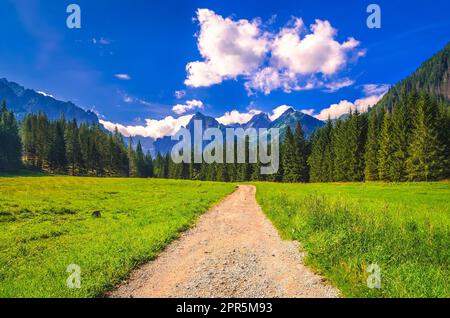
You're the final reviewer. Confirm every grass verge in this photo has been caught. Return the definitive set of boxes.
[254,182,450,298]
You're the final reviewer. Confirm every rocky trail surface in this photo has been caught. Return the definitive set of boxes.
[109,185,339,298]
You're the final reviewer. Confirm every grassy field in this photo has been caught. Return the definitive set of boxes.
[255,182,450,298]
[0,177,235,298]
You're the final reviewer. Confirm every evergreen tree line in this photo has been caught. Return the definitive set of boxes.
[20,112,154,177]
[0,101,22,171]
[309,91,450,182]
[1,92,449,183]
[0,101,153,177]
[151,122,309,183]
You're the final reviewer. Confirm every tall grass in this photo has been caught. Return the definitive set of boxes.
[255,182,450,298]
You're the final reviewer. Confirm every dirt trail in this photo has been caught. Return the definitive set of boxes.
[109,185,339,298]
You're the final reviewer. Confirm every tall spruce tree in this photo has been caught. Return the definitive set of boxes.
[347,111,367,181]
[378,110,395,181]
[406,93,444,181]
[308,124,329,182]
[127,137,136,177]
[135,140,146,178]
[333,117,352,182]
[0,101,22,170]
[294,122,308,182]
[281,126,298,182]
[364,110,381,181]
[65,119,82,175]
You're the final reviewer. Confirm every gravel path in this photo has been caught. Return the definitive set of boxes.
[108,185,339,298]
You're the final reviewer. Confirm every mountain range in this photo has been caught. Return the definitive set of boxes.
[0,78,98,123]
[152,109,325,156]
[0,78,325,156]
[2,42,448,156]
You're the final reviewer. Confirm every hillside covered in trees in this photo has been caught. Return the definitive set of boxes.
[309,92,449,182]
[308,43,450,182]
[376,42,450,110]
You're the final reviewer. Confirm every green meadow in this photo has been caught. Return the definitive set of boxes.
[255,182,450,298]
[1,177,448,298]
[0,177,235,297]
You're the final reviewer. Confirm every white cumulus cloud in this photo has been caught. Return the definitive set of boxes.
[185,9,269,88]
[172,99,204,115]
[300,109,315,116]
[216,109,262,126]
[315,84,390,120]
[185,9,364,95]
[269,105,294,121]
[100,114,194,140]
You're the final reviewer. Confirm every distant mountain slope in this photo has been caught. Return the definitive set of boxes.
[243,113,271,130]
[271,108,325,138]
[376,42,450,110]
[0,78,98,123]
[152,109,325,155]
[154,112,228,155]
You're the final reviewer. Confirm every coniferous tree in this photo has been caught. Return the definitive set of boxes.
[50,119,67,173]
[438,103,450,178]
[135,140,146,178]
[144,152,154,178]
[281,126,298,183]
[347,111,367,181]
[0,101,21,170]
[127,137,136,177]
[251,142,262,181]
[153,153,164,178]
[364,110,382,181]
[406,93,444,181]
[333,117,352,181]
[308,127,326,182]
[294,122,308,182]
[378,111,395,181]
[65,119,82,175]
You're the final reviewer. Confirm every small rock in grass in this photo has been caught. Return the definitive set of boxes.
[91,211,102,218]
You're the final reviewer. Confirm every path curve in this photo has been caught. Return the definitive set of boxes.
[109,185,339,298]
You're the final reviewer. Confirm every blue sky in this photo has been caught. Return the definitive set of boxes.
[0,0,449,138]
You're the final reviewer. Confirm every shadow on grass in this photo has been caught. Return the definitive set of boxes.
[0,169,50,177]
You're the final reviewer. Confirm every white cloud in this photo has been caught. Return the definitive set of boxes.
[323,78,355,92]
[315,84,390,120]
[37,91,54,98]
[315,100,355,121]
[119,91,152,107]
[300,109,315,116]
[271,19,360,75]
[269,105,293,121]
[216,109,262,126]
[362,83,391,95]
[175,90,186,99]
[100,114,194,140]
[185,9,270,88]
[114,74,131,80]
[172,99,204,115]
[185,10,363,95]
